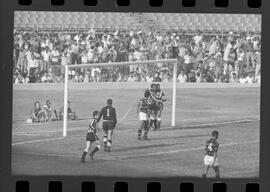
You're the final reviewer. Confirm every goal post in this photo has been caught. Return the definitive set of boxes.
[63,59,178,137]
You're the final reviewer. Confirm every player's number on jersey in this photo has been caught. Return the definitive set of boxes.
[208,143,213,151]
[107,108,110,117]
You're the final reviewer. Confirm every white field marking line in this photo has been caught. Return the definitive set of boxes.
[117,97,138,125]
[13,115,260,135]
[12,137,64,146]
[117,140,260,160]
[12,140,259,161]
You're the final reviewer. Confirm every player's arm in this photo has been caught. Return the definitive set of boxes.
[212,144,219,166]
[212,150,217,167]
[150,92,159,102]
[137,101,141,116]
[162,92,167,102]
[113,108,117,126]
[97,108,104,122]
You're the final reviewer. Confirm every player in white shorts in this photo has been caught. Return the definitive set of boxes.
[137,91,150,140]
[202,130,220,179]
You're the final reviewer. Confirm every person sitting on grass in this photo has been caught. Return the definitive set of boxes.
[27,101,43,123]
[41,100,58,121]
[58,101,78,121]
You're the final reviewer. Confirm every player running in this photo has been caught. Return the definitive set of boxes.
[137,91,150,140]
[202,130,220,179]
[155,84,166,129]
[97,99,117,152]
[80,110,101,163]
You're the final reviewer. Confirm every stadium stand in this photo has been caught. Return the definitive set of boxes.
[13,12,261,84]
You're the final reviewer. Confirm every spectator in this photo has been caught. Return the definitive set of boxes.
[178,70,187,83]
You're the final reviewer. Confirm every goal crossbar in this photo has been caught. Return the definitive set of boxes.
[67,59,177,68]
[63,59,178,137]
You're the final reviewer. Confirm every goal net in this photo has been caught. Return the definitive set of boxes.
[62,59,178,137]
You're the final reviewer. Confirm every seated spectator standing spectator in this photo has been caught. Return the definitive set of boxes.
[58,101,78,121]
[178,70,187,83]
[246,72,255,84]
[41,100,58,121]
[29,101,43,122]
[51,46,60,65]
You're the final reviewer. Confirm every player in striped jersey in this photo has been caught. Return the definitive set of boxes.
[155,84,166,129]
[202,130,220,179]
[137,91,150,140]
[145,84,159,131]
[80,111,101,163]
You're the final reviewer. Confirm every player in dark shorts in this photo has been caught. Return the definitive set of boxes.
[137,91,150,140]
[202,130,220,179]
[155,84,166,129]
[97,99,117,152]
[81,110,101,163]
[146,84,160,131]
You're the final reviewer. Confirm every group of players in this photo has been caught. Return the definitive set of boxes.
[81,83,166,162]
[137,83,166,140]
[80,84,220,179]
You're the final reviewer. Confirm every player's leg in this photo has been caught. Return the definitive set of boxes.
[157,103,163,129]
[143,120,150,140]
[213,166,220,179]
[138,120,144,140]
[81,140,91,163]
[202,165,210,178]
[107,128,113,152]
[103,122,108,151]
[89,140,101,160]
[213,158,220,179]
[138,112,147,140]
[202,155,211,177]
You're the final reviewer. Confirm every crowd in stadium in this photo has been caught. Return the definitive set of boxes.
[13,29,261,84]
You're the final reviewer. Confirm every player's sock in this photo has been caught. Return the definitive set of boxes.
[138,129,142,139]
[153,119,157,131]
[143,132,149,140]
[107,140,112,152]
[103,136,107,151]
[81,151,87,163]
[150,119,154,128]
[157,118,161,129]
[89,147,99,160]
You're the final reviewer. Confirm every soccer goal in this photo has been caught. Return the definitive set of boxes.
[62,59,178,137]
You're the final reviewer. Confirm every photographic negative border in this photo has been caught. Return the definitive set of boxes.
[0,0,269,192]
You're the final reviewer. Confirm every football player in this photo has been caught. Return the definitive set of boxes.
[81,110,100,163]
[202,130,220,179]
[146,84,159,131]
[97,99,117,152]
[137,91,150,140]
[155,84,166,129]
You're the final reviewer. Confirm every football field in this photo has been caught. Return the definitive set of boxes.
[12,83,260,178]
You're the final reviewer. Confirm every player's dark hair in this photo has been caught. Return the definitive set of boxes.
[156,83,160,87]
[212,130,219,137]
[107,99,113,105]
[93,110,99,117]
[34,101,40,108]
[144,91,150,98]
[151,83,156,88]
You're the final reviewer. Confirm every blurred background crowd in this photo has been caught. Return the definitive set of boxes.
[13,29,261,84]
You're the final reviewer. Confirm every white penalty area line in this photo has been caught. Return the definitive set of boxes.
[118,140,260,160]
[12,137,64,146]
[13,116,260,136]
[12,140,259,161]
